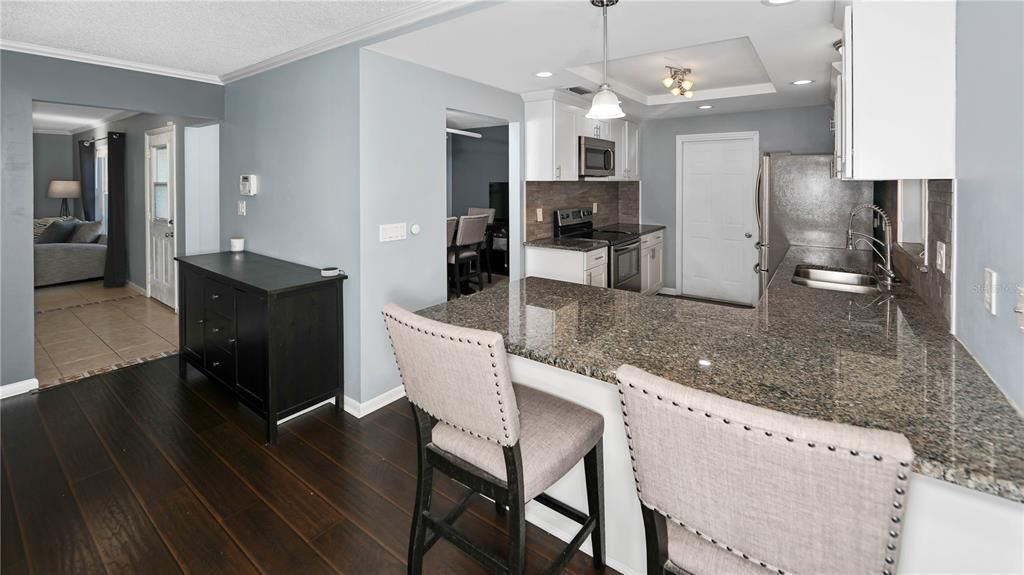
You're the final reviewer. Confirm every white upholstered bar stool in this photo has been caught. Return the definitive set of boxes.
[615,365,914,575]
[382,304,606,575]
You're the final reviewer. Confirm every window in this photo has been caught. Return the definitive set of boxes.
[95,142,109,234]
[151,144,171,221]
[897,179,929,262]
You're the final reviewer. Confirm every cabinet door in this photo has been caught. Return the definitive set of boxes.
[235,290,268,411]
[554,102,579,180]
[585,264,608,288]
[650,243,664,293]
[181,268,205,360]
[627,121,640,179]
[607,119,625,177]
[640,245,653,294]
[840,6,854,179]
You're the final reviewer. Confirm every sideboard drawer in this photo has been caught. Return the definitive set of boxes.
[205,279,235,319]
[205,313,236,353]
[205,345,235,386]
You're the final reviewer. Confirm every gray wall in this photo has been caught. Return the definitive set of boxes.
[32,133,74,217]
[220,45,362,400]
[1,50,222,386]
[639,105,835,290]
[954,0,1024,408]
[359,49,525,402]
[72,113,207,288]
[449,124,508,216]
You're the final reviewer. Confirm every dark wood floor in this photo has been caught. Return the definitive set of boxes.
[1,356,615,574]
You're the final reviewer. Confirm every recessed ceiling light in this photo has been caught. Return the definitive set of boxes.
[535,71,553,78]
[698,105,713,110]
[791,79,814,85]
[762,0,798,5]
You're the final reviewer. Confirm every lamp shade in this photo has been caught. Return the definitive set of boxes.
[48,180,81,199]
[586,86,626,120]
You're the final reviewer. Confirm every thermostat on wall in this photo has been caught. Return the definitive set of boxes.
[240,174,258,196]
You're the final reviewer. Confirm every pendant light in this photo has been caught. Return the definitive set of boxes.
[587,0,625,120]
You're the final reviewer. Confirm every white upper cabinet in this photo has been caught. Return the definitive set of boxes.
[524,90,640,181]
[836,1,955,180]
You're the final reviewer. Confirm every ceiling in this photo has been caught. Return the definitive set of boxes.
[446,109,507,130]
[369,0,843,119]
[32,102,136,135]
[0,1,462,83]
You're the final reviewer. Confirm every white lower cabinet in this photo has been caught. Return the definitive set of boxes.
[525,246,608,288]
[640,230,664,295]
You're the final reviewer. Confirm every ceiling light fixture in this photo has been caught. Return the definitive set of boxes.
[762,0,798,5]
[663,66,695,98]
[536,71,553,78]
[791,79,814,85]
[698,105,713,109]
[586,0,625,120]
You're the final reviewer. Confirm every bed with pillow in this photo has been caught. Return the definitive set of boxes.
[33,218,107,287]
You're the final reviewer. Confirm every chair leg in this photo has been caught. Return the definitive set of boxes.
[584,440,605,569]
[453,258,462,299]
[641,505,669,575]
[504,445,526,575]
[409,408,435,575]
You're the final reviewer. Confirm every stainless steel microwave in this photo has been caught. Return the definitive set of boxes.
[579,136,615,177]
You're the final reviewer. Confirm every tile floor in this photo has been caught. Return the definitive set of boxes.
[34,280,178,388]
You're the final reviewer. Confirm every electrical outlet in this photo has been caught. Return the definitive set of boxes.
[592,202,598,214]
[237,200,247,216]
[536,208,544,222]
[935,241,946,274]
[1016,287,1024,333]
[984,268,997,315]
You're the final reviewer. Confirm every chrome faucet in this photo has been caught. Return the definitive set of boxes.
[846,204,897,286]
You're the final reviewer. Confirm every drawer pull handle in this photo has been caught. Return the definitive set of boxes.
[594,255,605,261]
[198,319,205,325]
[228,338,237,344]
[211,294,221,300]
[212,361,222,367]
[212,327,222,333]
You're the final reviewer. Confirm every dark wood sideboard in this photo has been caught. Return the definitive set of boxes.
[175,251,347,443]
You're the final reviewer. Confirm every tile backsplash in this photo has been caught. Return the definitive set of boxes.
[875,179,954,325]
[525,180,640,241]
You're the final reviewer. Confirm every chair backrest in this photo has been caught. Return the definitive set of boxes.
[468,207,496,224]
[456,214,489,247]
[382,304,520,446]
[446,217,458,247]
[616,364,914,575]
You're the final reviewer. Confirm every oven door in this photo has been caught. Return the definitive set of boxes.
[611,240,642,291]
[579,137,615,177]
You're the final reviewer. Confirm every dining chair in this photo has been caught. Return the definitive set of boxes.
[383,304,606,575]
[467,208,496,281]
[467,207,496,224]
[615,364,914,575]
[449,213,488,298]
[446,217,459,297]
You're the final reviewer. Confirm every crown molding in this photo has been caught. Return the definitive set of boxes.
[220,1,466,84]
[0,40,224,85]
[32,128,72,136]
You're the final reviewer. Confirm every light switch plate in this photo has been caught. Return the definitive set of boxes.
[984,268,997,315]
[237,200,246,216]
[592,202,598,214]
[935,241,946,274]
[379,223,407,242]
[536,208,544,222]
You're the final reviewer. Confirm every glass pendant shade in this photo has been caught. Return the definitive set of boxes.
[662,76,675,88]
[587,85,625,119]
[670,86,682,96]
[680,79,694,91]
[683,90,694,98]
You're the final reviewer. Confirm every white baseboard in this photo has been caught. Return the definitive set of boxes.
[657,287,681,296]
[343,385,406,418]
[1,378,39,400]
[127,281,146,295]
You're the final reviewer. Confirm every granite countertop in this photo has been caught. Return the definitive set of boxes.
[596,223,666,235]
[524,238,609,252]
[419,246,1024,503]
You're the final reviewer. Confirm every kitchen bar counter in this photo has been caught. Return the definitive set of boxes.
[419,246,1024,503]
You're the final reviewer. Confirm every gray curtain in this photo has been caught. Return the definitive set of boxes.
[104,132,127,287]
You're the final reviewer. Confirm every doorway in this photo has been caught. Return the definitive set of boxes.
[145,125,177,309]
[675,131,760,306]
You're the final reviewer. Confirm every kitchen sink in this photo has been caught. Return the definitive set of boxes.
[792,265,879,294]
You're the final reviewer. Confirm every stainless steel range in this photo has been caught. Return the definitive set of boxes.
[554,208,642,292]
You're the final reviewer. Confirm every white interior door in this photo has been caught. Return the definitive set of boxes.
[146,127,176,308]
[677,133,759,306]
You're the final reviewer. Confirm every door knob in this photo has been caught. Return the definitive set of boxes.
[744,232,753,238]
